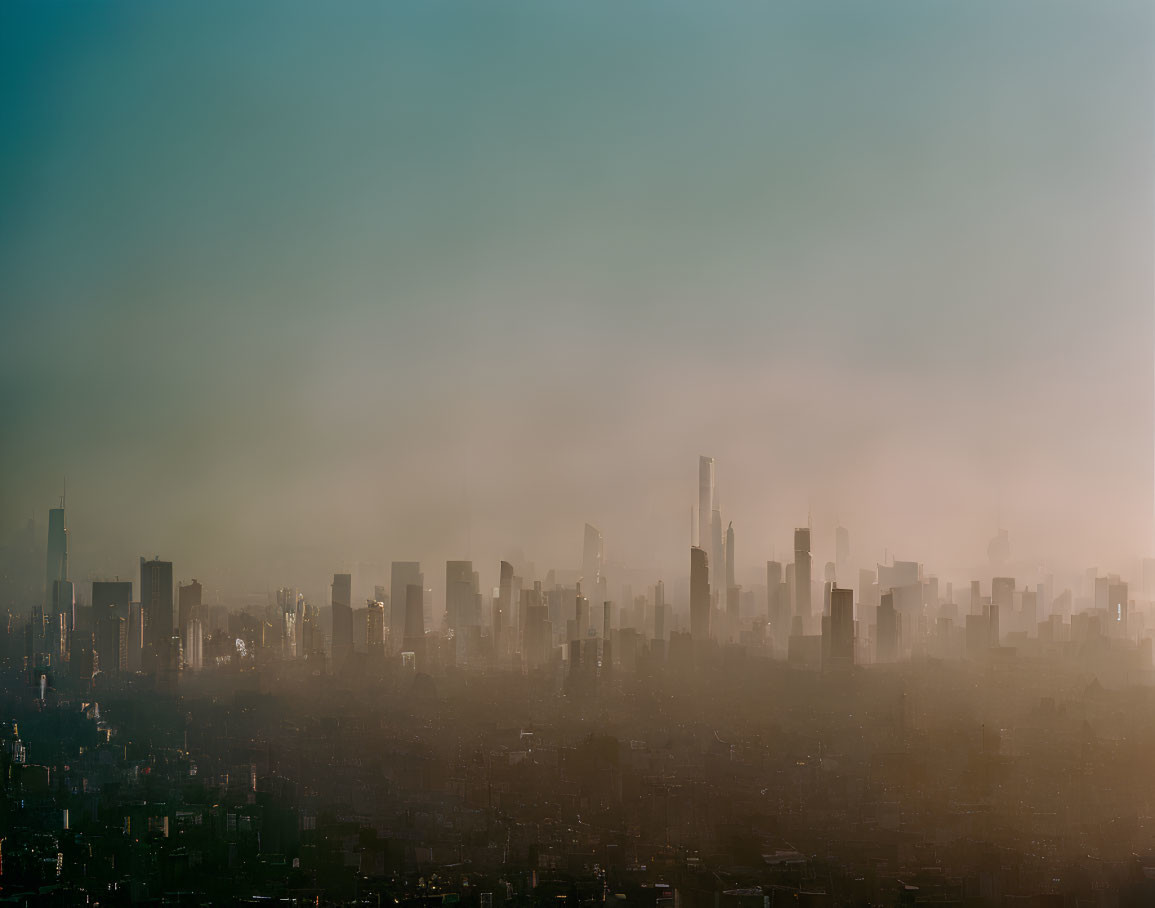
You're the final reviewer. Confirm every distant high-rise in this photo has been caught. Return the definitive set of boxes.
[690,547,710,642]
[523,587,551,669]
[725,522,735,590]
[991,577,1013,647]
[794,527,812,620]
[574,585,588,641]
[876,591,898,662]
[50,579,74,656]
[581,524,603,590]
[654,580,666,641]
[93,580,131,675]
[96,613,126,676]
[710,508,724,606]
[45,506,68,608]
[185,616,204,672]
[446,561,475,633]
[403,583,425,654]
[827,586,854,669]
[45,503,72,658]
[177,579,202,636]
[698,456,714,550]
[279,588,304,659]
[93,580,131,616]
[497,561,514,647]
[390,562,422,652]
[766,560,783,626]
[331,573,353,668]
[140,557,174,672]
[1108,581,1128,636]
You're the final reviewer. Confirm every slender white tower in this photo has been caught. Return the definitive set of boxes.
[698,456,714,556]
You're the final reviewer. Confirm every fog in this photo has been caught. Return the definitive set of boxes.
[1,0,1151,603]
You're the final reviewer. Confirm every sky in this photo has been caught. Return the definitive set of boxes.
[1,1,1152,603]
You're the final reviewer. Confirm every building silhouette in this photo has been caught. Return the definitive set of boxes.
[710,508,724,607]
[581,524,603,591]
[45,506,68,609]
[140,557,173,673]
[794,527,812,622]
[390,562,422,653]
[1108,581,1128,636]
[403,583,425,660]
[497,560,514,650]
[93,580,131,675]
[876,591,898,663]
[690,546,710,642]
[445,560,474,633]
[177,579,202,638]
[725,522,735,590]
[827,586,854,670]
[654,579,667,642]
[185,615,204,671]
[331,573,353,669]
[698,456,714,551]
[766,560,785,647]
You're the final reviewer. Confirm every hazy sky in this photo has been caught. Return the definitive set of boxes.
[1,1,1152,601]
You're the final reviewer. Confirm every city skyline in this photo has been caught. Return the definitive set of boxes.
[10,453,1153,637]
[2,4,1154,902]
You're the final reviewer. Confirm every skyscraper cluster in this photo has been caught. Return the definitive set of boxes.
[7,458,1153,692]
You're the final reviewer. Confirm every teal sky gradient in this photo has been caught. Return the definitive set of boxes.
[1,1,1151,599]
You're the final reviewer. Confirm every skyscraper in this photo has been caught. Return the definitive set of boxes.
[767,560,784,628]
[445,561,475,633]
[574,584,588,641]
[403,583,425,656]
[177,579,202,637]
[140,557,174,672]
[390,562,422,652]
[331,573,353,669]
[523,597,551,669]
[50,578,74,661]
[726,585,739,640]
[827,586,854,670]
[497,560,514,649]
[581,524,603,590]
[698,456,714,550]
[690,546,710,642]
[1108,581,1128,636]
[44,502,72,665]
[93,580,131,675]
[45,506,68,608]
[278,587,303,659]
[185,615,204,671]
[991,576,1013,647]
[366,599,385,658]
[794,527,812,621]
[876,591,898,663]
[654,579,667,641]
[710,508,724,606]
[725,522,735,590]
